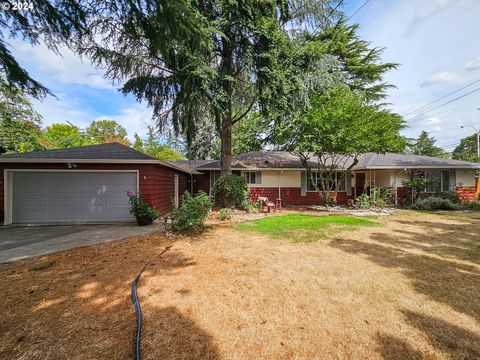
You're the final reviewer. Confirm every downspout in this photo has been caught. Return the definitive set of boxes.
[278,170,283,199]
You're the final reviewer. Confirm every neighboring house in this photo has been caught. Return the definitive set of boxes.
[171,151,480,205]
[0,143,194,225]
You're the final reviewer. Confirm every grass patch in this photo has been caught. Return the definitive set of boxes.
[234,214,378,243]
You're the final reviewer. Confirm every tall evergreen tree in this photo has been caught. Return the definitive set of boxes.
[0,1,86,97]
[408,131,445,158]
[78,0,341,174]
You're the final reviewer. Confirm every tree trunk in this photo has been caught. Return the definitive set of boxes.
[220,115,233,175]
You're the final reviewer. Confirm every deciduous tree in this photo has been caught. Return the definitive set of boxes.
[282,85,405,204]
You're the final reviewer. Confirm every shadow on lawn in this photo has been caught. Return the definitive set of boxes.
[0,236,214,360]
[142,306,219,360]
[331,212,480,359]
[377,311,480,359]
[332,213,480,321]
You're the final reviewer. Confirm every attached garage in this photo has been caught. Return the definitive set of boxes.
[0,143,191,225]
[11,171,137,223]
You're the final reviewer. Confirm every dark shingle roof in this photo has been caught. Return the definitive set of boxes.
[195,151,480,170]
[167,160,216,172]
[355,153,480,169]
[0,142,157,161]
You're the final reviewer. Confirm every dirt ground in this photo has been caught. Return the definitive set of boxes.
[1,210,479,359]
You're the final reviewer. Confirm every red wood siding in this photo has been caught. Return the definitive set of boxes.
[0,163,189,218]
[193,172,210,195]
[456,186,477,202]
[249,187,352,205]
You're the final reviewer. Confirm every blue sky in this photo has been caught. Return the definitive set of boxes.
[10,0,480,151]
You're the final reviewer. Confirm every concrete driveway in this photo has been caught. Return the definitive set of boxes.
[0,223,164,264]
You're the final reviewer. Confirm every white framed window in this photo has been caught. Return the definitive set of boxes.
[425,170,451,192]
[307,172,346,192]
[244,171,261,185]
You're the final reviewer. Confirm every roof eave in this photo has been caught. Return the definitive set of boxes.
[0,158,195,174]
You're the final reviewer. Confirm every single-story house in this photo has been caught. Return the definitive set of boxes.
[0,143,194,225]
[171,151,480,206]
[2,144,479,225]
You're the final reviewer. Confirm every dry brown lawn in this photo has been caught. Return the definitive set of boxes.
[1,210,479,359]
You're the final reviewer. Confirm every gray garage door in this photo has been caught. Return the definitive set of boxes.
[12,171,137,223]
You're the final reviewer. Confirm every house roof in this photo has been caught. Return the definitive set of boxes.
[195,151,480,170]
[0,142,194,173]
[167,160,215,172]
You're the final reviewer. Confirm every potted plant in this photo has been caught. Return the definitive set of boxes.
[127,191,160,226]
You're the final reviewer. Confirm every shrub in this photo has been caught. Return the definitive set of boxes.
[217,208,232,220]
[171,191,213,232]
[212,174,249,208]
[460,201,480,210]
[354,187,393,209]
[411,197,457,211]
[127,191,160,219]
[240,198,261,213]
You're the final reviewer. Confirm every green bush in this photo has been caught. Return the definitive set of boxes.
[217,208,232,220]
[241,199,261,213]
[127,191,160,219]
[460,201,480,210]
[171,191,213,232]
[354,187,393,209]
[411,197,458,211]
[212,174,249,208]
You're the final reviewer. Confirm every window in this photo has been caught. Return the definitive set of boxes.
[307,172,346,192]
[425,170,451,192]
[244,171,261,185]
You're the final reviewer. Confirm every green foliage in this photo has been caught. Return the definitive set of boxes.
[411,197,458,211]
[41,123,86,149]
[0,1,86,98]
[281,84,404,204]
[241,199,261,213]
[452,134,480,162]
[354,187,393,209]
[217,208,232,220]
[133,126,185,160]
[171,191,213,232]
[212,175,249,208]
[0,78,43,153]
[317,21,399,102]
[86,120,128,144]
[407,131,446,158]
[232,113,266,156]
[402,173,431,204]
[460,200,480,210]
[126,191,160,219]
[235,214,378,243]
[77,0,345,173]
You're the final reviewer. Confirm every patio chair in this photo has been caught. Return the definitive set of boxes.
[257,196,276,213]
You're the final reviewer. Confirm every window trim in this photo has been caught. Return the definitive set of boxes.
[243,171,261,185]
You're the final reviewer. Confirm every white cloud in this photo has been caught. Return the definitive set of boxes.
[424,117,442,125]
[353,0,480,146]
[32,95,154,140]
[465,57,480,71]
[11,41,115,90]
[421,71,464,87]
[94,103,154,139]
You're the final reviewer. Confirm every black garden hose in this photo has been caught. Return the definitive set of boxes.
[131,246,172,360]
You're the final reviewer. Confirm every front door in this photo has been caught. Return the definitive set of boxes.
[355,172,366,197]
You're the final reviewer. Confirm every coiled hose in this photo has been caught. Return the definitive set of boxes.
[131,246,172,360]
